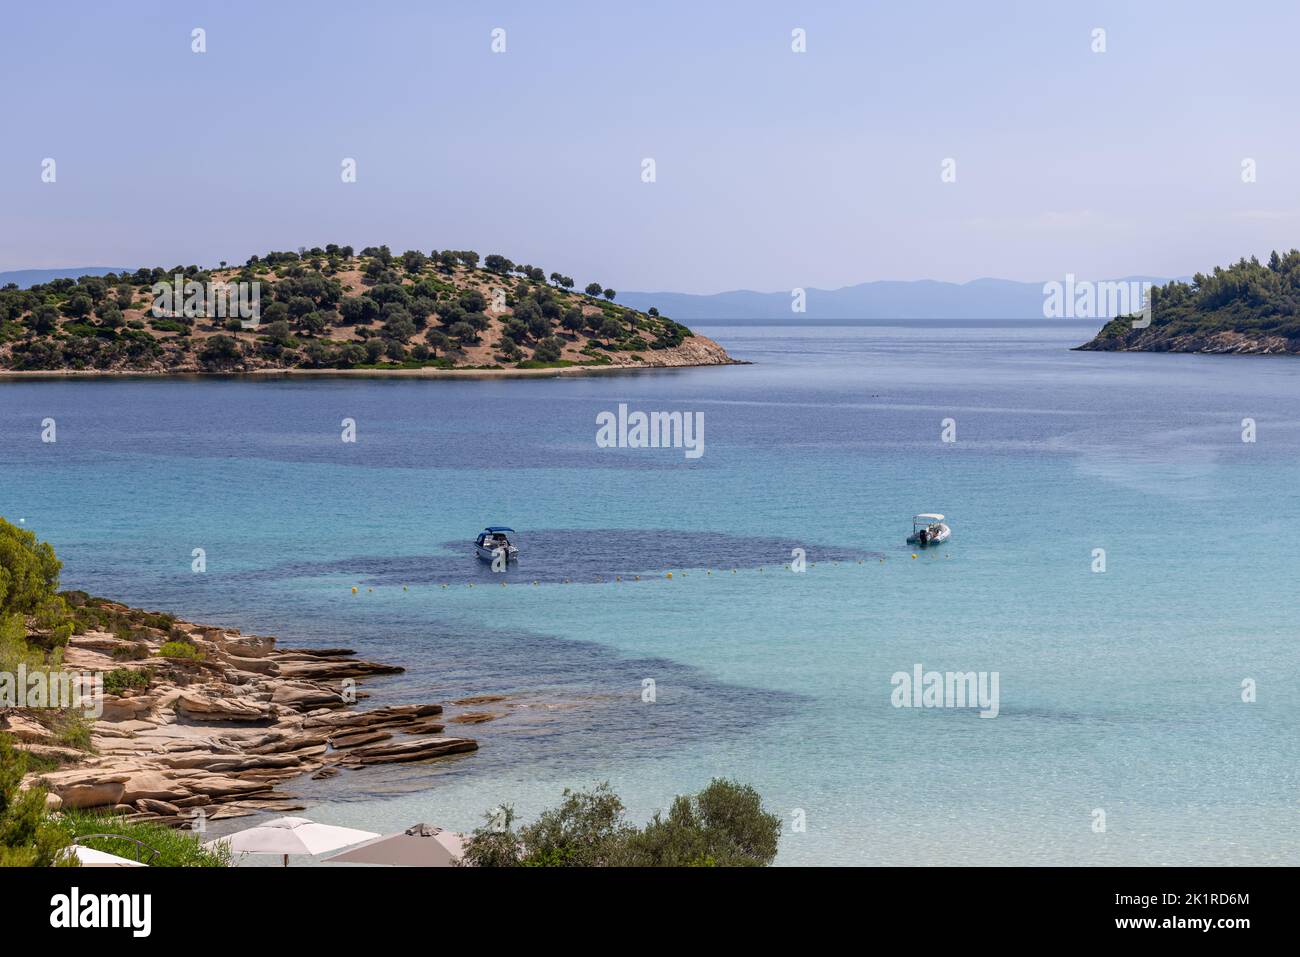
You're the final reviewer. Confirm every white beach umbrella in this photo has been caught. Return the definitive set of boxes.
[205,816,380,866]
[325,823,467,867]
[66,845,148,867]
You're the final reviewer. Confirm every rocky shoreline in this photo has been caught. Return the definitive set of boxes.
[1075,325,1300,355]
[5,607,486,828]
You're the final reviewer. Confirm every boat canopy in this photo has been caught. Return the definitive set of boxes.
[912,513,944,522]
[483,526,515,533]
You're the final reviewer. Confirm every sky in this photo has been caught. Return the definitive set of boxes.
[2,0,1299,293]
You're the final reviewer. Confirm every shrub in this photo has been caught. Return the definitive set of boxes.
[460,779,780,867]
[532,337,564,362]
[53,713,93,751]
[0,734,75,867]
[103,668,150,695]
[149,318,189,333]
[617,779,781,867]
[198,335,241,368]
[598,317,624,341]
[158,641,203,661]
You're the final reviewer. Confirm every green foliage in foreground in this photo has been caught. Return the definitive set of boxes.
[460,779,781,867]
[60,809,230,868]
[0,735,74,867]
[1096,248,1300,341]
[2,733,227,867]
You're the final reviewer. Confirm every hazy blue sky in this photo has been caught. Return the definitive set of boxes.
[3,1,1298,292]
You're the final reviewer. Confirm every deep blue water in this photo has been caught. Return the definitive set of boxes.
[2,322,1297,864]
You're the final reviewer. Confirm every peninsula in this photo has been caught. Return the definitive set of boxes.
[1077,249,1300,354]
[0,246,737,375]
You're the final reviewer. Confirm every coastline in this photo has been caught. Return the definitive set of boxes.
[0,356,749,382]
[1076,326,1300,355]
[9,602,491,828]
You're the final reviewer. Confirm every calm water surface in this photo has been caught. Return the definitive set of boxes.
[2,322,1296,865]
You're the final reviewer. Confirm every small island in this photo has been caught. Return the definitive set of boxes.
[1077,249,1300,354]
[0,246,737,375]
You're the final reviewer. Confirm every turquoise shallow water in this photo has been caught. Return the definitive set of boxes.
[2,322,1297,865]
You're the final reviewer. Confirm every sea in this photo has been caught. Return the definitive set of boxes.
[2,321,1296,865]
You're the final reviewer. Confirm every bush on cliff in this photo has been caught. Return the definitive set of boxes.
[103,668,151,695]
[159,641,203,660]
[459,778,781,867]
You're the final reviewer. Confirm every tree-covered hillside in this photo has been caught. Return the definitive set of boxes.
[1081,249,1300,352]
[0,245,714,373]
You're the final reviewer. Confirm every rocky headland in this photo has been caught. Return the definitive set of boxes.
[1075,250,1300,355]
[4,606,483,828]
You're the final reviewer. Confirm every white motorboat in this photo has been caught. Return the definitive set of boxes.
[906,513,950,548]
[474,526,519,563]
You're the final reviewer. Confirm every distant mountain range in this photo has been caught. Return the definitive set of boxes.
[620,277,1179,323]
[3,267,1178,323]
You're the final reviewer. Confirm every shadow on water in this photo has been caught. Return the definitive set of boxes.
[235,528,881,586]
[122,529,849,803]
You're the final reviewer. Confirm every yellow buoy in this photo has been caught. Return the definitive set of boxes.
[911,554,917,559]
[351,587,357,594]
[666,572,673,579]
